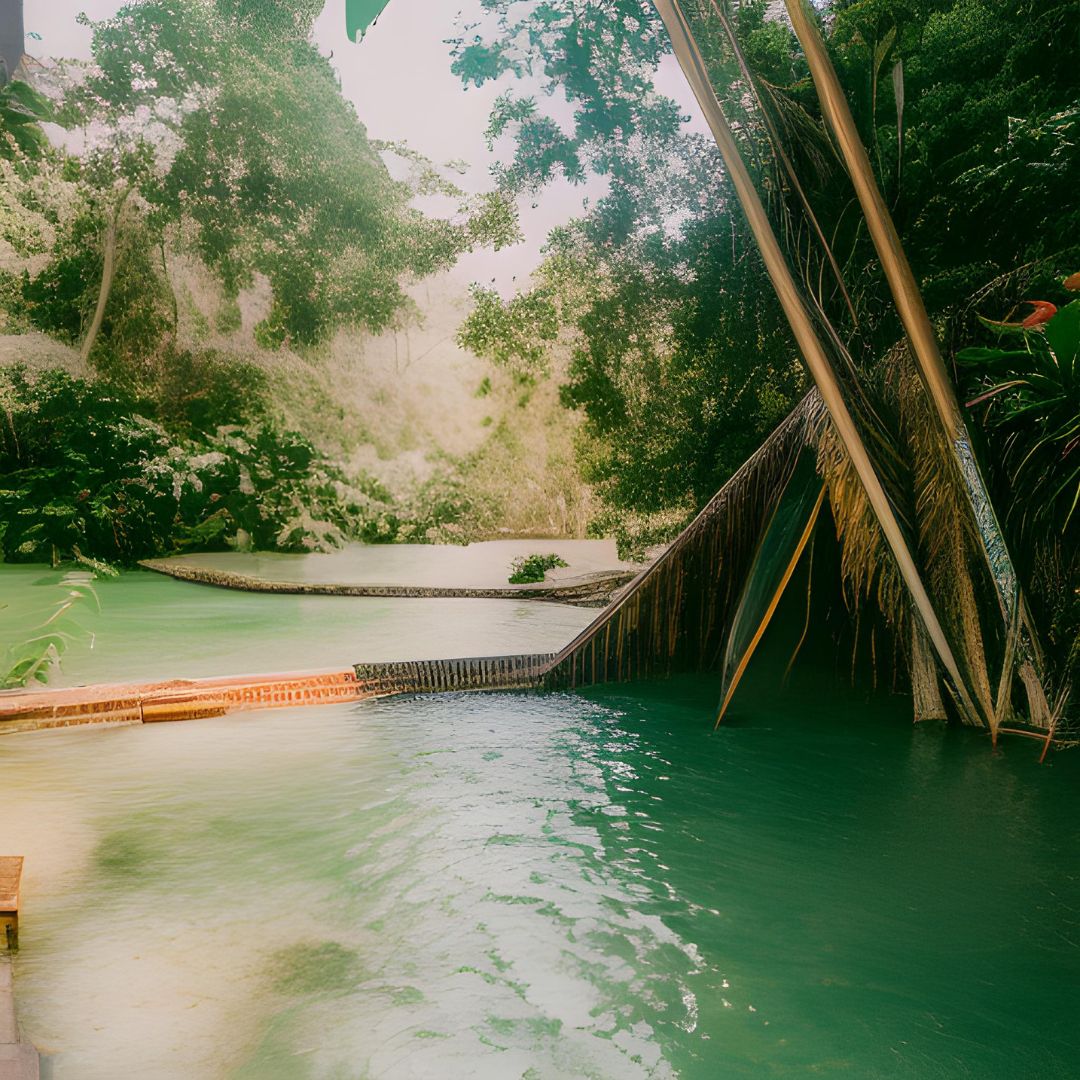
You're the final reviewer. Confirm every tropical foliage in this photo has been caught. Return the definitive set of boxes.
[451,0,1079,698]
[67,0,518,350]
[2,0,1075,699]
[451,0,1079,545]
[451,1,807,550]
[0,77,50,159]
[1,570,100,689]
[0,0,530,566]
[959,284,1080,687]
[0,367,374,562]
[0,364,501,565]
[960,293,1080,538]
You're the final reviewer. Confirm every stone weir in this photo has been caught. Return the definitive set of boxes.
[137,562,636,607]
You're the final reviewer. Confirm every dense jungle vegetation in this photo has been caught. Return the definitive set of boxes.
[1,0,1077,680]
[1,0,520,563]
[454,0,1078,541]
[451,0,1079,681]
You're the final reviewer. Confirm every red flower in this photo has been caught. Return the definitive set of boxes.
[1020,301,1057,329]
[1063,272,1080,292]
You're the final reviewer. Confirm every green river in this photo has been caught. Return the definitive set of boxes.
[2,564,1079,1078]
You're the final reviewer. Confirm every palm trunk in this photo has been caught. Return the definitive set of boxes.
[0,0,23,84]
[81,188,131,365]
[651,0,987,728]
[783,0,1049,730]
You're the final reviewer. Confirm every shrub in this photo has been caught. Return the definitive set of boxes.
[508,552,568,584]
[0,367,395,563]
[149,345,269,435]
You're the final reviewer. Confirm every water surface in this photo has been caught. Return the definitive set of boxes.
[154,539,639,588]
[4,675,1078,1079]
[0,564,592,686]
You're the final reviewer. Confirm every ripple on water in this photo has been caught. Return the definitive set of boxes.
[4,679,1080,1079]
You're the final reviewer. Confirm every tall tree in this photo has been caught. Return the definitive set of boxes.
[454,0,1078,513]
[451,1,806,548]
[65,0,518,355]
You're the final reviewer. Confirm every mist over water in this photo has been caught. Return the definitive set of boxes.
[5,670,1079,1078]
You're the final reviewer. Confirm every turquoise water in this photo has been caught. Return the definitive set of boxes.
[0,564,591,685]
[4,672,1078,1078]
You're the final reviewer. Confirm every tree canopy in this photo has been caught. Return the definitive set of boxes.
[74,0,518,346]
[450,0,1078,552]
[450,1,807,547]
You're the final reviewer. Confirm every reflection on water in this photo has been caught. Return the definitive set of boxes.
[6,696,693,1079]
[4,677,1080,1078]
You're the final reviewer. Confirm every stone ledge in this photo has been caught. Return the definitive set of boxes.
[0,960,39,1080]
[139,560,635,606]
[0,668,370,735]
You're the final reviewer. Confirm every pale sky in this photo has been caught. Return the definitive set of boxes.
[23,0,707,292]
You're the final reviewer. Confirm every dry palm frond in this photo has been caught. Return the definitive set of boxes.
[653,0,986,725]
[812,406,906,630]
[545,394,819,687]
[701,0,857,327]
[813,343,1010,724]
[783,0,1051,729]
[887,352,998,714]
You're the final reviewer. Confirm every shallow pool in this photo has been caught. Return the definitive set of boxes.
[0,565,592,686]
[4,675,1078,1078]
[152,538,640,589]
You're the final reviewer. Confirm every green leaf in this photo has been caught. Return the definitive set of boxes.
[346,0,393,42]
[955,347,1036,366]
[1044,300,1080,373]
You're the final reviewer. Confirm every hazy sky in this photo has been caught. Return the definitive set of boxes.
[24,0,706,291]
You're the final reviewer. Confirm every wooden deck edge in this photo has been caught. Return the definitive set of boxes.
[0,655,561,736]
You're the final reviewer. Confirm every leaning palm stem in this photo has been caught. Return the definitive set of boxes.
[82,186,131,364]
[783,0,1050,728]
[652,0,985,726]
[705,0,858,329]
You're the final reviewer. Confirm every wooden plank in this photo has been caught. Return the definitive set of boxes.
[0,859,20,954]
[0,860,19,916]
